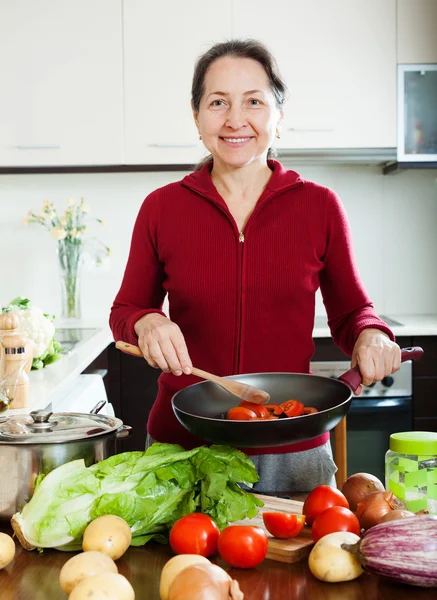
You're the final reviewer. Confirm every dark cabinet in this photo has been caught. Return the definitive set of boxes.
[411,336,437,432]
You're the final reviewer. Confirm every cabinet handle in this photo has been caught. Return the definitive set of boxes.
[13,144,61,150]
[287,128,334,133]
[147,143,198,148]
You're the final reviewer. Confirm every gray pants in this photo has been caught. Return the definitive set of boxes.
[145,435,337,493]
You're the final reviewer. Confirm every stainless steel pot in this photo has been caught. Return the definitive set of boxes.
[0,408,131,520]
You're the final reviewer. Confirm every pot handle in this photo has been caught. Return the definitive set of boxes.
[116,425,132,439]
[338,346,424,393]
[90,400,107,415]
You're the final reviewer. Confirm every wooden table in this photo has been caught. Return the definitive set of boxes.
[0,524,434,600]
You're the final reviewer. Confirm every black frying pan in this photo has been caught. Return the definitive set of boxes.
[172,347,423,448]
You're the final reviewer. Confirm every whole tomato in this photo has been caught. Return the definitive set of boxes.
[311,506,361,542]
[169,513,219,557]
[262,512,306,539]
[218,525,268,568]
[302,485,349,525]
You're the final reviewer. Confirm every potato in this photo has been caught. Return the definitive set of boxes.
[0,532,15,569]
[160,554,211,600]
[69,572,135,600]
[59,550,118,594]
[308,531,363,583]
[82,515,132,560]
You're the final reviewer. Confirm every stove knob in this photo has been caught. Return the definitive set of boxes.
[382,376,394,388]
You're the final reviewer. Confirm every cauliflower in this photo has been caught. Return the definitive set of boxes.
[3,298,62,369]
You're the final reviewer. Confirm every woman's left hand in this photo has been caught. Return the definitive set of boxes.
[351,328,401,395]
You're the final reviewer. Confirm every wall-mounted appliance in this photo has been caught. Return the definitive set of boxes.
[397,64,437,163]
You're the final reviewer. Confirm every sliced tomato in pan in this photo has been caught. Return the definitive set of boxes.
[281,399,305,417]
[264,404,284,415]
[239,401,270,419]
[303,406,318,415]
[227,407,257,420]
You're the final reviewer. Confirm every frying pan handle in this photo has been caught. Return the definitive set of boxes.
[338,346,424,392]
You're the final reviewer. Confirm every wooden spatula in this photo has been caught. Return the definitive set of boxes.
[115,341,270,405]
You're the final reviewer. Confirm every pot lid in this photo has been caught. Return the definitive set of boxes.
[0,409,123,444]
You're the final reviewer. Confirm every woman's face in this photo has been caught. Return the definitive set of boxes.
[193,57,283,170]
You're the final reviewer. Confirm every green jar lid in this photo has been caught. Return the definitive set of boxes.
[389,431,437,455]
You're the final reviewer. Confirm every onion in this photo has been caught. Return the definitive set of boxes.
[160,555,211,600]
[355,491,396,530]
[340,473,385,512]
[168,563,244,600]
[379,509,416,523]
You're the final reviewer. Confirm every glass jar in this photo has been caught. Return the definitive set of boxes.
[386,431,437,514]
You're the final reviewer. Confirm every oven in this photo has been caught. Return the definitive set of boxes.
[310,360,413,483]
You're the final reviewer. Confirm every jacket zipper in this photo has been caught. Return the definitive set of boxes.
[235,229,245,373]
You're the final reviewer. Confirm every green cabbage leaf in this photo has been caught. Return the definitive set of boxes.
[11,443,263,551]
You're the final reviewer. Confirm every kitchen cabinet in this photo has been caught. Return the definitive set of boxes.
[232,0,397,149]
[0,0,123,167]
[410,336,437,432]
[397,0,437,63]
[123,0,232,165]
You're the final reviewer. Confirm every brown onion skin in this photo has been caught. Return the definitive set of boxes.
[379,509,416,523]
[168,563,243,600]
[355,491,395,530]
[340,473,385,512]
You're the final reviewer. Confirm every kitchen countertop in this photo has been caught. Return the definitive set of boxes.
[312,314,437,338]
[0,523,433,600]
[11,323,113,415]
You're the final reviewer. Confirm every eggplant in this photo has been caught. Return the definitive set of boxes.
[342,515,437,588]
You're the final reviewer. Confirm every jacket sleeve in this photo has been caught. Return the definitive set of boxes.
[319,189,395,356]
[109,191,167,345]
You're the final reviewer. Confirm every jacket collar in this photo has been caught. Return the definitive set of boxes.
[181,159,303,208]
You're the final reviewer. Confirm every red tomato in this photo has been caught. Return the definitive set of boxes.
[311,506,361,542]
[227,407,257,420]
[239,401,270,419]
[281,399,304,417]
[218,525,268,568]
[302,485,349,525]
[262,512,306,539]
[303,406,318,414]
[169,513,219,557]
[264,404,283,415]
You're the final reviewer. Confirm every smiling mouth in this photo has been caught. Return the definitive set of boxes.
[221,137,252,144]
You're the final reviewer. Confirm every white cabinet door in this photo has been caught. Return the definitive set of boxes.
[123,0,232,165]
[397,0,437,63]
[0,1,123,167]
[232,0,397,149]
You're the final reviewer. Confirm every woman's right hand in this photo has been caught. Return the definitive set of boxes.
[134,313,192,376]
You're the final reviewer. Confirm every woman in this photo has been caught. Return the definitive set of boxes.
[110,39,401,492]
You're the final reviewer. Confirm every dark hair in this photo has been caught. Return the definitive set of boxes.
[191,39,288,170]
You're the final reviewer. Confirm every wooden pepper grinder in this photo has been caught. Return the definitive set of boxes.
[0,333,30,409]
[0,310,33,375]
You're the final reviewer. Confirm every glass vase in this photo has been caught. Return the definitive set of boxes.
[57,239,82,321]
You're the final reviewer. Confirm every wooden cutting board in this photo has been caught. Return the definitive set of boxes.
[235,494,313,563]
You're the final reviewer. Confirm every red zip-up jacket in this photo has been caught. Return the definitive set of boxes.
[110,160,394,454]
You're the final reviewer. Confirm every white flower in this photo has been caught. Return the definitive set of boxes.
[67,198,76,206]
[60,216,67,227]
[50,227,67,240]
[81,204,90,213]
